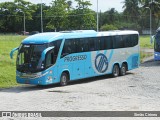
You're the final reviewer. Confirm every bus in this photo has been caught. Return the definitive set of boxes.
[10,30,140,86]
[152,27,160,60]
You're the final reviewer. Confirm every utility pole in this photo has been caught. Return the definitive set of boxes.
[41,0,43,33]
[97,0,99,31]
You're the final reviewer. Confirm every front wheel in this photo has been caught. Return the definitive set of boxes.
[60,72,69,86]
[112,64,120,77]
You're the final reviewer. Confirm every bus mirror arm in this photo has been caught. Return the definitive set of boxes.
[37,46,54,68]
[41,46,55,61]
[10,47,19,59]
[151,35,155,44]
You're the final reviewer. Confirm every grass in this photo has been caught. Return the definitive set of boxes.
[0,35,26,88]
[0,35,153,88]
[139,35,154,62]
[139,35,154,48]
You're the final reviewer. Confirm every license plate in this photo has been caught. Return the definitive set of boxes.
[25,80,30,84]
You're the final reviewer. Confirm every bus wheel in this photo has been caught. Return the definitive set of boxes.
[120,64,127,76]
[60,72,69,86]
[112,64,120,77]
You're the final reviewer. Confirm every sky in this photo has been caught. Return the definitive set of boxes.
[0,0,124,12]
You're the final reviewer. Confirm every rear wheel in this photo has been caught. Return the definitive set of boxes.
[112,64,120,77]
[120,64,127,76]
[60,72,69,86]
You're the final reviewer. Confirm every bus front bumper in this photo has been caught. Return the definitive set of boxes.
[16,71,54,85]
[154,52,160,61]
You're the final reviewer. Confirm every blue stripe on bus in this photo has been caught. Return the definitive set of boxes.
[108,50,114,62]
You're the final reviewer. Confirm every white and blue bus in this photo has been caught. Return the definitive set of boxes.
[10,30,140,86]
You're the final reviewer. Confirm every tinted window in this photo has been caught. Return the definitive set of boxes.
[123,35,131,47]
[75,39,84,53]
[105,36,113,49]
[83,38,89,52]
[131,34,138,46]
[61,34,138,57]
[89,38,95,51]
[96,37,105,50]
[115,35,124,48]
[62,39,74,56]
[50,40,62,55]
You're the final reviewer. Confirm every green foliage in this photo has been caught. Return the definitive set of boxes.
[0,35,25,88]
[100,24,118,31]
[140,35,154,62]
[1,0,160,33]
[100,8,119,26]
[140,35,154,48]
[46,0,69,31]
[45,0,96,31]
[0,0,36,33]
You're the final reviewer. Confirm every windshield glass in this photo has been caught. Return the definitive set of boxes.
[17,44,48,73]
[155,33,160,52]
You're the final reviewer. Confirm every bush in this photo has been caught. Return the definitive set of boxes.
[100,24,118,31]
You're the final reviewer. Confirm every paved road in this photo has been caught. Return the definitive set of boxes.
[1,59,160,119]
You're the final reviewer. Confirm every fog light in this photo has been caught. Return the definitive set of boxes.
[46,76,52,83]
[38,80,42,84]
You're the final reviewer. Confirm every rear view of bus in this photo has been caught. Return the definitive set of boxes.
[10,30,140,86]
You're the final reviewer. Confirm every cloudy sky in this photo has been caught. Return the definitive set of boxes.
[0,0,124,12]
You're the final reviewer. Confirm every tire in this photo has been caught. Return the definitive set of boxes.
[60,72,69,86]
[120,64,127,76]
[112,64,120,77]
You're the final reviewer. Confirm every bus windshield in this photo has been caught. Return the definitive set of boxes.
[17,44,48,73]
[155,33,160,52]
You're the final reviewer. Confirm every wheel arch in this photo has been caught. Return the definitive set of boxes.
[121,61,128,71]
[112,62,120,71]
[61,70,70,81]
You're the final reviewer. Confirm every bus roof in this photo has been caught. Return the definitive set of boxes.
[22,30,138,44]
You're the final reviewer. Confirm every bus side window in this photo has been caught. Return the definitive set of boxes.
[89,38,95,51]
[123,35,130,47]
[62,39,72,56]
[95,37,100,50]
[79,39,84,52]
[113,35,124,49]
[105,36,113,49]
[131,34,138,46]
[100,37,105,50]
[50,40,62,56]
[84,38,89,52]
[75,39,82,53]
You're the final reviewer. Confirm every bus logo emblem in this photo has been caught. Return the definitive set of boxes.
[95,53,108,73]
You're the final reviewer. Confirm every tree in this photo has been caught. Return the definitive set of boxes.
[46,0,68,31]
[123,0,140,22]
[0,0,36,33]
[68,0,96,30]
[101,8,119,26]
[139,0,160,29]
[100,24,118,31]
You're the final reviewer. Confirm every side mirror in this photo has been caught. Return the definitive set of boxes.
[37,46,54,68]
[41,47,55,61]
[151,35,155,44]
[10,47,19,59]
